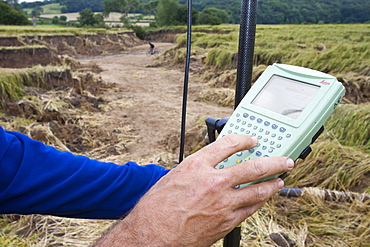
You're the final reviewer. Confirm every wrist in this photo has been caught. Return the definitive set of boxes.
[94,210,172,247]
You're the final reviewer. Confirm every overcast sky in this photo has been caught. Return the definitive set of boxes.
[20,0,41,3]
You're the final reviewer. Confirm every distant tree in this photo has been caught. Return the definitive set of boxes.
[155,0,180,26]
[63,0,104,13]
[175,0,370,25]
[176,5,199,25]
[0,1,31,25]
[198,13,221,25]
[201,7,229,23]
[131,25,146,40]
[94,13,105,26]
[142,0,158,15]
[104,0,139,18]
[78,8,96,26]
[51,16,60,24]
[341,5,370,23]
[78,8,105,27]
[104,0,140,27]
[4,0,21,11]
[31,6,43,18]
[59,15,67,21]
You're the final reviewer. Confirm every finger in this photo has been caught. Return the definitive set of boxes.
[234,178,284,210]
[232,201,266,226]
[224,157,294,187]
[188,134,258,167]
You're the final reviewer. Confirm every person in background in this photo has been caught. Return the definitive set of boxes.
[149,42,155,54]
[0,126,294,246]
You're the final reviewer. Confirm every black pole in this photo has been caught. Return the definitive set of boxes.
[179,0,193,163]
[224,0,258,246]
[234,0,258,108]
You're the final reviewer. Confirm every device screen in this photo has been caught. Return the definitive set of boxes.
[251,75,320,119]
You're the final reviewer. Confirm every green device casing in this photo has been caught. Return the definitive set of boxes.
[216,63,345,187]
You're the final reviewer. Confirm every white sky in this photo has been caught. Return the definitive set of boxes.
[20,0,42,3]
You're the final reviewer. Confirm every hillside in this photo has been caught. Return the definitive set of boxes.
[180,0,370,24]
[21,0,370,24]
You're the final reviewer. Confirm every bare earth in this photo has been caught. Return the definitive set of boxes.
[78,43,232,165]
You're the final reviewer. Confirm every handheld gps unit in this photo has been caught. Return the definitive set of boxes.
[216,63,345,187]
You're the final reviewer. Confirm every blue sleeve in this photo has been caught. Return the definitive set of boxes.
[0,127,169,219]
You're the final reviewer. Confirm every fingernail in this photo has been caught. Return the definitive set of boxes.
[251,136,258,145]
[286,158,295,170]
[277,178,284,188]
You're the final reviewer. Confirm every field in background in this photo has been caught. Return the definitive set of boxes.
[39,12,154,27]
[0,23,369,246]
[22,2,153,27]
[174,24,370,76]
[0,25,131,36]
[23,3,64,15]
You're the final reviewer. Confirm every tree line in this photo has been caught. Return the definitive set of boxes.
[2,0,370,27]
[21,0,370,25]
[178,0,370,24]
[256,0,370,24]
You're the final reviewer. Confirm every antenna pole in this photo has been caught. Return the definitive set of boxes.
[224,0,258,246]
[234,0,258,108]
[179,0,193,163]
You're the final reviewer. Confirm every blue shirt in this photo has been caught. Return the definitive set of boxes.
[0,127,169,219]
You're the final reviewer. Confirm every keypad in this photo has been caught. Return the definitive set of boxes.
[220,110,293,165]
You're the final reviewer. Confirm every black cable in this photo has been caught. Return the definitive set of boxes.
[179,0,193,163]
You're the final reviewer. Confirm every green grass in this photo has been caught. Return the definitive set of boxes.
[41,3,65,15]
[0,65,69,106]
[176,24,370,76]
[325,104,370,152]
[23,3,65,16]
[0,25,129,37]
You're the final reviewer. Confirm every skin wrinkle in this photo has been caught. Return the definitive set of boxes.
[221,134,241,149]
[251,158,268,178]
[93,135,292,247]
[255,183,269,202]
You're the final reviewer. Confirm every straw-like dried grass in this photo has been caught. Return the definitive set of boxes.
[1,214,114,246]
[198,88,235,107]
[284,138,370,191]
[233,186,370,247]
[325,104,370,152]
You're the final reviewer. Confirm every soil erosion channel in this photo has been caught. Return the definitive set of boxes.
[79,43,232,165]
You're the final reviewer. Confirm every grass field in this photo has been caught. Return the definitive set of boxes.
[22,2,153,26]
[23,3,65,15]
[0,25,132,36]
[175,24,370,77]
[0,23,369,246]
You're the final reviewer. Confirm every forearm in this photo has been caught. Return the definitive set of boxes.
[94,213,167,247]
[0,127,169,219]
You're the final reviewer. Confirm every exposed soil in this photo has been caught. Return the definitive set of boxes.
[77,43,232,164]
[0,32,143,68]
[0,33,232,164]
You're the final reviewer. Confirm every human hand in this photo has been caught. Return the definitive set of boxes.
[95,134,294,247]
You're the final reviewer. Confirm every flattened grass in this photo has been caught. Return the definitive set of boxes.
[0,25,129,37]
[176,24,370,76]
[285,104,370,191]
[0,65,69,104]
[325,104,370,152]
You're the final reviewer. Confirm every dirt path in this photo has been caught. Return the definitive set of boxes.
[78,43,232,165]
